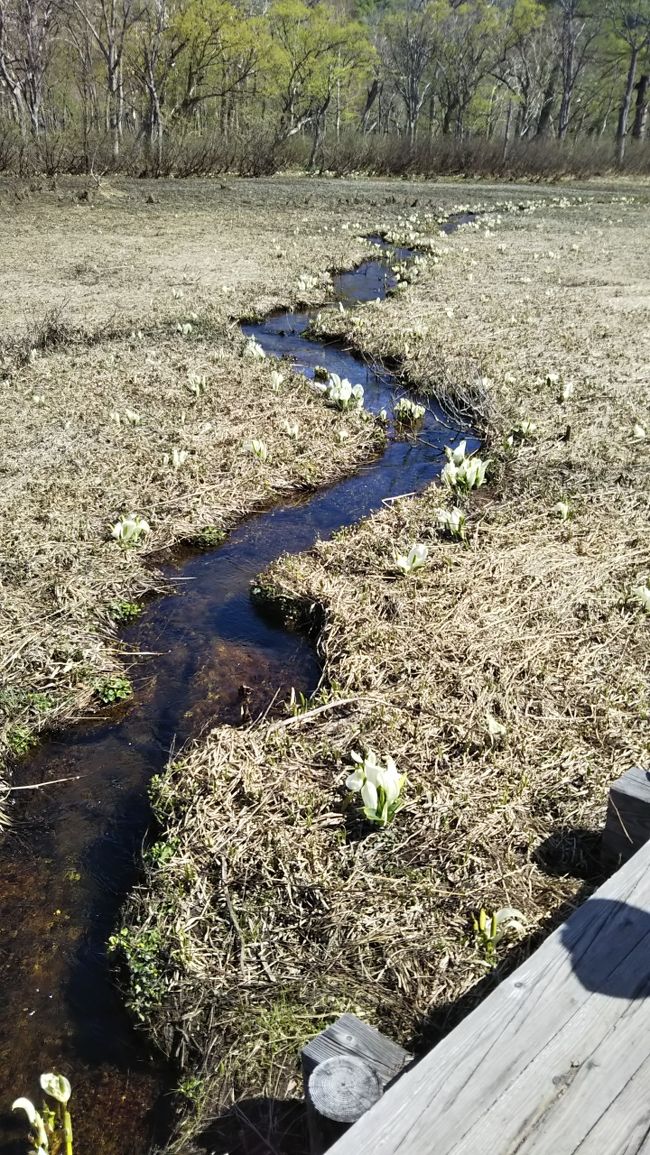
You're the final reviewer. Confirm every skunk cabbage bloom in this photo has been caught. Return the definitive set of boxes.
[12,1099,49,1149]
[346,750,405,826]
[244,438,269,462]
[243,338,265,359]
[394,398,425,424]
[324,373,364,411]
[632,584,650,613]
[111,514,150,546]
[446,440,467,466]
[436,507,466,539]
[395,543,428,575]
[40,1073,71,1105]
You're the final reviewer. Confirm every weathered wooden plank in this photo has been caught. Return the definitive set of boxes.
[328,839,650,1155]
[302,1013,412,1086]
[602,765,650,866]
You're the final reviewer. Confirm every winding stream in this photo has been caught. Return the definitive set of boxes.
[0,218,477,1154]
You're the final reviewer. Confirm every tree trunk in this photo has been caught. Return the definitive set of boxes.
[441,101,454,135]
[632,72,648,140]
[616,45,638,164]
[360,78,381,134]
[536,65,558,137]
[503,99,513,161]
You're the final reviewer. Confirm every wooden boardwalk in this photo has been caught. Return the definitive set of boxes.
[327,836,650,1155]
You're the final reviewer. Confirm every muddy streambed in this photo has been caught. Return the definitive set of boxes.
[0,219,477,1154]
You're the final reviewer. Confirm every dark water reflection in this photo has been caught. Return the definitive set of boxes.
[0,222,477,1154]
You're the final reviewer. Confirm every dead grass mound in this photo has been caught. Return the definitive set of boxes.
[0,321,382,770]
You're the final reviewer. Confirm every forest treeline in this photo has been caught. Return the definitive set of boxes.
[0,0,648,178]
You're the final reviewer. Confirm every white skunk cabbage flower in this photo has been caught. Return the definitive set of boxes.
[244,438,269,462]
[124,409,142,425]
[186,372,206,396]
[12,1099,49,1149]
[163,447,188,470]
[515,419,537,439]
[395,543,428,575]
[462,456,489,489]
[436,507,466,539]
[325,373,364,411]
[243,338,265,359]
[560,380,574,402]
[283,421,299,439]
[394,397,425,424]
[633,423,646,441]
[346,750,405,826]
[40,1072,71,1104]
[631,583,650,613]
[554,500,571,521]
[297,273,317,293]
[111,514,151,546]
[441,458,459,488]
[446,440,467,466]
[270,371,284,391]
[486,711,506,740]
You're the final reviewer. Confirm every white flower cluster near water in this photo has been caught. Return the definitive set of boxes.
[111,514,150,547]
[441,440,489,492]
[394,397,425,424]
[346,749,406,827]
[243,337,265,359]
[314,372,364,411]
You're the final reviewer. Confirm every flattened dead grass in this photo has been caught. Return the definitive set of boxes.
[0,321,381,769]
[119,190,649,1149]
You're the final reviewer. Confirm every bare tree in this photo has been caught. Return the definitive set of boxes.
[382,1,437,143]
[0,0,56,135]
[555,0,601,139]
[69,0,143,159]
[606,0,650,160]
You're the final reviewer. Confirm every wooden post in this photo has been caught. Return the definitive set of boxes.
[602,765,650,867]
[301,1014,411,1155]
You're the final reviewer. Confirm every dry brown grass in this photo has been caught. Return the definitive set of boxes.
[0,322,383,771]
[0,175,564,773]
[118,187,649,1151]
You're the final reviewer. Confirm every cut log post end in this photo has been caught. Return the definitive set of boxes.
[309,1055,382,1123]
[301,1013,412,1155]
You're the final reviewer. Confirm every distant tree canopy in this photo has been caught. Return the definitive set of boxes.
[0,0,648,169]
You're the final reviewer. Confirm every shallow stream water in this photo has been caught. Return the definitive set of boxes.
[0,218,477,1154]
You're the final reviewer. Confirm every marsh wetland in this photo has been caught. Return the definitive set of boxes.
[1,175,648,1154]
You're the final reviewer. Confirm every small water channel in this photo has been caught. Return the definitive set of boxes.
[0,218,477,1154]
